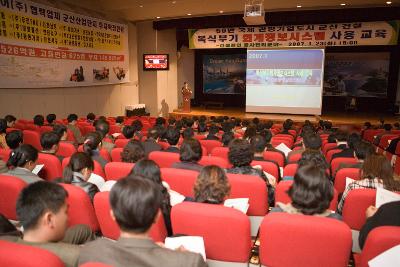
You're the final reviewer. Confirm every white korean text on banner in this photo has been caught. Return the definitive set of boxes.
[189,21,399,49]
[0,0,129,88]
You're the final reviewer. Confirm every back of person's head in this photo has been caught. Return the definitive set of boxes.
[147,127,159,140]
[361,154,397,189]
[222,132,234,146]
[95,121,110,138]
[199,115,207,123]
[250,135,266,153]
[67,114,78,123]
[83,131,102,156]
[52,124,67,140]
[182,127,194,139]
[298,150,328,170]
[252,117,260,125]
[40,132,60,151]
[86,113,96,121]
[180,138,202,163]
[165,127,180,146]
[244,125,257,139]
[122,125,135,139]
[228,138,254,167]
[155,117,166,126]
[354,141,375,160]
[46,114,56,124]
[347,133,361,150]
[121,140,145,163]
[16,181,68,235]
[110,176,162,233]
[383,123,392,131]
[4,115,16,126]
[283,119,293,131]
[0,119,7,134]
[288,164,333,215]
[208,124,219,135]
[261,129,273,143]
[335,131,348,142]
[168,117,176,126]
[7,144,38,169]
[221,121,233,133]
[303,133,322,150]
[115,116,124,124]
[324,121,332,130]
[364,122,372,128]
[131,120,143,132]
[5,130,23,150]
[63,152,94,183]
[184,118,194,128]
[131,159,162,184]
[194,165,231,204]
[198,122,207,133]
[264,120,273,129]
[33,115,44,127]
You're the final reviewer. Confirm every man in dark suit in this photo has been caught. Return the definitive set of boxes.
[79,176,207,267]
[163,127,180,153]
[331,133,361,162]
[143,127,162,156]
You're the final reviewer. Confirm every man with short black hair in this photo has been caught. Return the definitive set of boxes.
[205,124,219,140]
[67,114,84,145]
[95,120,115,154]
[33,115,45,127]
[5,130,23,150]
[163,127,180,153]
[172,138,203,172]
[46,114,57,126]
[143,127,162,156]
[79,176,207,267]
[4,114,16,128]
[40,132,63,162]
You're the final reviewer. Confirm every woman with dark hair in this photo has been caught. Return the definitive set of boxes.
[243,124,257,140]
[130,159,172,236]
[337,154,400,214]
[62,152,99,202]
[121,140,145,163]
[226,138,275,206]
[272,163,341,219]
[83,131,108,169]
[6,144,42,184]
[193,165,231,204]
[172,138,203,172]
[0,119,8,149]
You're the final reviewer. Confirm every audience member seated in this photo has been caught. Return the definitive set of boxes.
[0,182,95,267]
[6,144,42,183]
[221,131,234,147]
[163,127,180,153]
[53,124,69,142]
[78,176,207,267]
[271,164,341,220]
[40,132,63,162]
[205,124,219,140]
[122,125,135,139]
[197,122,207,136]
[373,123,392,146]
[0,118,9,149]
[182,127,194,139]
[33,114,45,127]
[62,152,99,202]
[5,130,22,151]
[320,121,334,134]
[121,140,145,163]
[361,121,372,139]
[287,132,322,161]
[168,117,176,127]
[67,114,84,145]
[46,113,57,126]
[131,119,144,140]
[226,138,275,206]
[260,129,286,161]
[86,112,96,124]
[95,120,115,153]
[283,150,328,181]
[358,201,400,249]
[243,124,257,140]
[327,131,348,153]
[250,134,269,161]
[4,114,16,128]
[331,132,361,162]
[115,116,125,131]
[172,138,203,172]
[280,119,294,135]
[131,159,172,236]
[336,141,375,172]
[143,127,162,156]
[337,154,400,214]
[83,132,108,169]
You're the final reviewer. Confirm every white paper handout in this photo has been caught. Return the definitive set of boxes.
[224,198,249,214]
[275,143,292,157]
[165,236,206,261]
[32,164,44,175]
[375,187,400,208]
[169,190,186,206]
[368,244,400,267]
[88,173,106,190]
[345,177,356,189]
[111,133,122,138]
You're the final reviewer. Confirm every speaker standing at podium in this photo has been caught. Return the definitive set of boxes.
[182,82,192,113]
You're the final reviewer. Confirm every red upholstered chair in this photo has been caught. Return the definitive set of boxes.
[110,148,123,162]
[0,148,11,162]
[115,139,130,148]
[342,189,377,231]
[25,124,40,133]
[149,151,180,168]
[334,168,361,195]
[171,202,252,264]
[199,156,230,168]
[363,129,384,143]
[194,134,206,141]
[251,160,279,180]
[0,240,64,267]
[39,126,53,135]
[99,148,111,162]
[0,174,27,220]
[158,141,170,150]
[60,183,99,232]
[210,146,229,160]
[378,134,399,149]
[108,125,121,135]
[56,142,76,158]
[23,130,42,150]
[93,191,167,242]
[331,157,358,176]
[283,163,298,178]
[5,127,19,133]
[62,157,105,178]
[322,143,337,155]
[104,162,134,181]
[263,151,285,167]
[259,213,352,267]
[37,153,63,181]
[287,152,302,163]
[66,129,76,143]
[161,168,198,197]
[354,226,400,267]
[80,262,113,267]
[199,140,222,156]
[83,125,95,136]
[326,148,343,163]
[14,122,26,130]
[271,138,293,149]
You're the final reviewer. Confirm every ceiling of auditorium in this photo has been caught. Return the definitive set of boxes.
[66,0,396,21]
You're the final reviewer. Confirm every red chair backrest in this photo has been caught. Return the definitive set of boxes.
[37,153,63,181]
[331,157,358,176]
[62,157,105,179]
[342,189,376,230]
[115,139,130,148]
[56,142,76,158]
[199,156,230,168]
[0,175,27,220]
[99,149,111,162]
[39,126,53,135]
[66,129,76,143]
[149,151,180,168]
[0,148,11,162]
[194,134,206,141]
[93,191,167,242]
[23,130,42,150]
[110,148,123,162]
[259,213,352,267]
[171,202,252,263]
[60,183,99,232]
[326,148,343,163]
[358,226,400,267]
[199,140,222,156]
[104,162,134,181]
[0,240,65,267]
[322,143,337,155]
[251,160,279,180]
[161,168,198,197]
[363,129,384,143]
[158,141,170,150]
[108,125,121,135]
[263,151,285,167]
[5,127,19,133]
[210,146,229,160]
[14,122,26,130]
[378,134,399,149]
[83,125,95,136]
[25,124,39,132]
[80,262,113,267]
[287,152,302,163]
[271,138,292,149]
[283,163,298,178]
[334,168,361,194]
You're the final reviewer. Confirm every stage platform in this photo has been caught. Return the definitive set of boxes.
[169,107,399,125]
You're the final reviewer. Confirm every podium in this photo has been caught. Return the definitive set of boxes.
[181,83,192,113]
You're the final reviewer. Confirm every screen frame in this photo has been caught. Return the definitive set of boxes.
[143,54,170,71]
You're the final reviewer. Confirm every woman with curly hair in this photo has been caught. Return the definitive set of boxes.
[121,140,145,163]
[193,165,231,204]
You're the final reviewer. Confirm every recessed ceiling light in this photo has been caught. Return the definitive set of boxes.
[219,10,224,13]
[172,1,176,4]
[297,5,302,8]
[386,1,392,4]
[156,16,161,19]
[139,5,143,8]
[340,3,346,6]
[187,13,192,16]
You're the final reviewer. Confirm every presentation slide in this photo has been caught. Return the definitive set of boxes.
[246,49,325,115]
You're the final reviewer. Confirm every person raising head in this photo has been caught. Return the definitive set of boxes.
[6,144,42,184]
